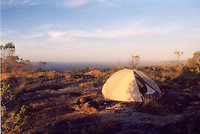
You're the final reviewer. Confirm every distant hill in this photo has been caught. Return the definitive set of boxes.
[32,62,114,72]
[140,60,186,66]
[32,60,186,72]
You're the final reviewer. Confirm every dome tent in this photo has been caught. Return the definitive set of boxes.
[102,69,161,102]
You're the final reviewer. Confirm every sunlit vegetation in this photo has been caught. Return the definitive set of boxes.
[1,42,199,133]
[1,83,33,134]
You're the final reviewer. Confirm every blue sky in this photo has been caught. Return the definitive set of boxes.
[1,0,200,63]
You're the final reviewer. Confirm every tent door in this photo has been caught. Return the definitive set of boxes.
[134,72,147,95]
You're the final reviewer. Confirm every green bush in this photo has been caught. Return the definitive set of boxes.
[1,83,32,134]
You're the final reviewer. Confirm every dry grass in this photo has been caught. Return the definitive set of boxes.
[79,82,94,88]
[85,70,103,77]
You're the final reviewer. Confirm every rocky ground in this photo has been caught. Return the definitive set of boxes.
[22,84,200,134]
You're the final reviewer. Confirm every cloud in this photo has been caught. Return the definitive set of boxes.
[47,24,177,42]
[1,24,53,41]
[22,0,31,4]
[1,23,178,43]
[21,24,54,39]
[1,0,40,8]
[21,33,45,39]
[63,0,107,8]
[36,24,54,30]
[97,0,107,2]
[1,0,15,5]
[47,31,73,41]
[1,29,19,38]
[63,0,91,8]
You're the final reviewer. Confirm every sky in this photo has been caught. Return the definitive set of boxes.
[1,0,200,63]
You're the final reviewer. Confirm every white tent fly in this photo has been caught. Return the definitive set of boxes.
[102,69,161,102]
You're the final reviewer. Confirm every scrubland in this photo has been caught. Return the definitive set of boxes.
[1,43,200,134]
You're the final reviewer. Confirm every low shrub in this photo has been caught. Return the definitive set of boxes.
[1,83,33,134]
[137,100,167,116]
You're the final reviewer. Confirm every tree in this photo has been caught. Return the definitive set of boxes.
[193,51,200,63]
[174,51,184,63]
[0,42,34,74]
[37,61,46,70]
[0,42,18,73]
[186,58,196,68]
[23,60,34,71]
[186,51,200,68]
[129,55,140,68]
[0,42,15,62]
